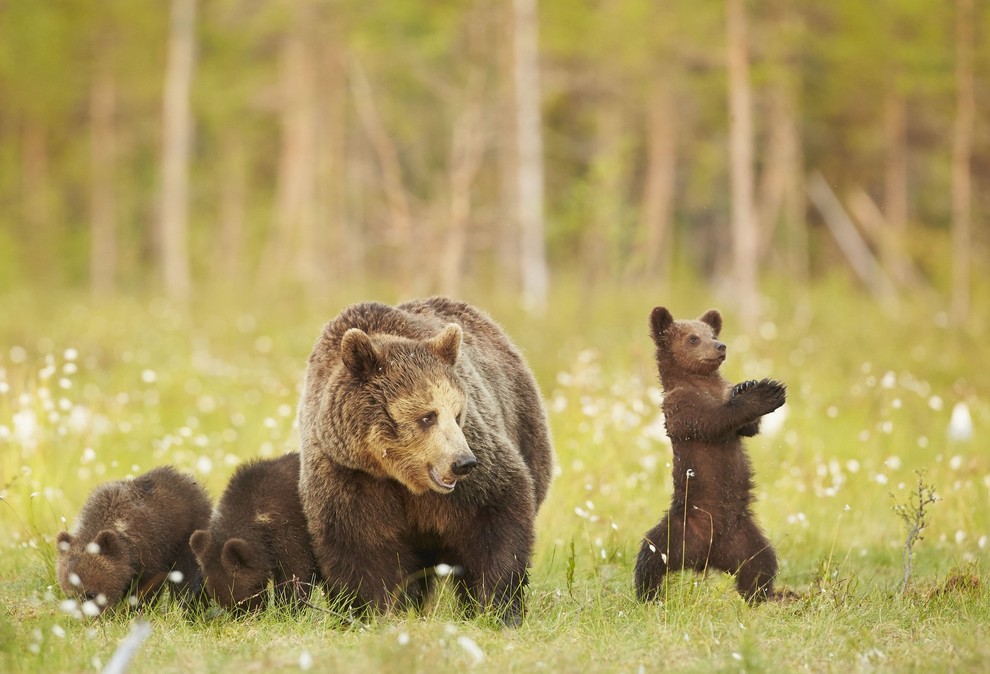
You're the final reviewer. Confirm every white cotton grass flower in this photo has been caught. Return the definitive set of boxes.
[85,542,101,555]
[68,573,82,588]
[457,635,485,665]
[397,632,410,646]
[167,570,184,584]
[948,402,973,442]
[434,564,454,578]
[81,600,101,617]
[298,650,313,671]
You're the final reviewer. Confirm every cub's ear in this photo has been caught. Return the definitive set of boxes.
[189,529,211,558]
[94,529,123,558]
[56,531,73,553]
[649,307,674,346]
[699,309,722,337]
[429,324,462,366]
[221,538,256,570]
[340,328,382,379]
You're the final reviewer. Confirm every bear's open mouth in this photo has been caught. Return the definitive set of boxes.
[428,465,457,492]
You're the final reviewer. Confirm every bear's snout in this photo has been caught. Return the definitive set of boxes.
[715,341,726,353]
[451,453,478,477]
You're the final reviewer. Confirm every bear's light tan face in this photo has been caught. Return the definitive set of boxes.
[372,378,473,495]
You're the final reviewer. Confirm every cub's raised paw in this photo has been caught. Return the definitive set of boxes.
[752,378,787,411]
[731,380,760,398]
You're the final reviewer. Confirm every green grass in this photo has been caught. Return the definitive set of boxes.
[1,278,989,673]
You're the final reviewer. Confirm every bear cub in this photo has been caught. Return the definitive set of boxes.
[56,466,211,614]
[298,297,554,626]
[190,452,318,611]
[634,307,786,603]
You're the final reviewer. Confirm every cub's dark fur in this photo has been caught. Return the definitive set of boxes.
[56,466,211,613]
[190,452,317,611]
[634,307,786,603]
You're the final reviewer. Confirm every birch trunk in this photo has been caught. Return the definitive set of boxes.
[639,79,677,281]
[90,40,117,297]
[159,0,196,304]
[951,0,974,323]
[512,0,549,314]
[726,0,759,325]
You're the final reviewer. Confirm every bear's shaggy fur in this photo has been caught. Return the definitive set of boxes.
[298,297,554,625]
[190,452,317,611]
[634,307,786,603]
[56,466,211,613]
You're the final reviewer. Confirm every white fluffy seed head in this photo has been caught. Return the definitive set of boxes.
[58,540,71,552]
[68,573,82,587]
[59,599,79,615]
[435,563,453,578]
[81,600,101,617]
[167,570,184,584]
[85,542,101,555]
[95,593,107,607]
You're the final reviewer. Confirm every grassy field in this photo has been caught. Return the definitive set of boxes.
[1,279,988,673]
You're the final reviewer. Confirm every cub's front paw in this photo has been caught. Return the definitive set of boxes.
[751,378,786,412]
[731,380,760,398]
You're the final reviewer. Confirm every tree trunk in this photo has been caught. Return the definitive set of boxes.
[951,0,974,324]
[441,78,487,297]
[214,129,246,285]
[638,78,677,281]
[21,120,55,283]
[726,0,759,325]
[262,8,318,290]
[349,58,414,290]
[512,0,549,314]
[883,89,908,234]
[90,38,117,297]
[159,0,196,305]
[495,1,520,292]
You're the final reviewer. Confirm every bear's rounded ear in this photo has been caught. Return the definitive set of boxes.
[429,323,462,366]
[94,529,123,558]
[189,529,211,558]
[221,538,256,570]
[699,309,722,337]
[649,307,674,345]
[56,531,73,552]
[340,328,382,379]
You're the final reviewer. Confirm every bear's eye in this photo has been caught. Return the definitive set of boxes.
[689,335,700,345]
[418,411,437,430]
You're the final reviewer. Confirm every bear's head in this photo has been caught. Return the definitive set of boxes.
[337,323,476,495]
[649,307,726,383]
[56,528,136,613]
[189,529,270,611]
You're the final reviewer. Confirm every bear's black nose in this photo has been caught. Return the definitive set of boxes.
[716,341,726,352]
[451,455,477,477]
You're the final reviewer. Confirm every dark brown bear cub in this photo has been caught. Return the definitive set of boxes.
[634,307,786,603]
[56,466,211,614]
[189,452,317,611]
[298,297,554,626]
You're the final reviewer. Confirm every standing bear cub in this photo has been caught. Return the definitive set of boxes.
[298,297,554,626]
[189,452,317,612]
[56,466,211,614]
[634,307,786,603]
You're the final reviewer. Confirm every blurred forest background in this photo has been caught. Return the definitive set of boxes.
[0,0,986,321]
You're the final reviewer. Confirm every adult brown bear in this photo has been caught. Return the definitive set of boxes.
[297,297,554,625]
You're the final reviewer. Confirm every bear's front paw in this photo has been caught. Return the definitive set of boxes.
[751,378,786,412]
[731,380,760,398]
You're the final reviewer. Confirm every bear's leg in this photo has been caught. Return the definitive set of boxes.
[317,537,417,614]
[635,507,716,602]
[452,507,534,627]
[720,517,778,602]
[634,514,671,601]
